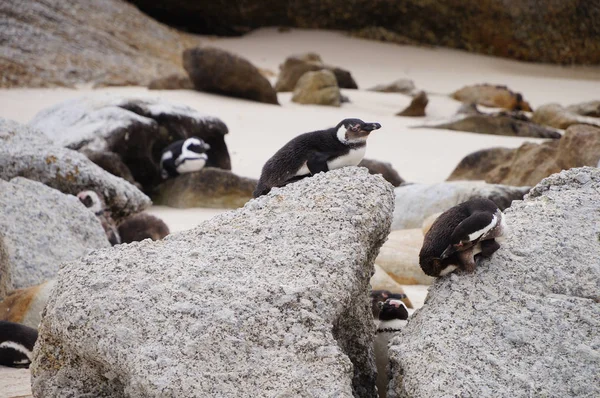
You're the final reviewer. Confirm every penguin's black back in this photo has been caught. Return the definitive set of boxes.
[0,321,38,368]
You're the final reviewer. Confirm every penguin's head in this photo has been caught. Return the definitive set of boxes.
[184,137,211,154]
[377,299,409,321]
[371,290,408,318]
[336,118,382,144]
[77,190,105,215]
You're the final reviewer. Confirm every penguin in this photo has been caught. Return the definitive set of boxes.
[370,290,408,318]
[160,137,211,179]
[374,299,409,398]
[0,321,38,368]
[117,213,170,243]
[77,190,121,245]
[253,118,382,197]
[419,197,506,277]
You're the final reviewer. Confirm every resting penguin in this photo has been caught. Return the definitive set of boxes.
[77,190,121,245]
[118,213,170,243]
[374,299,409,398]
[160,137,211,179]
[253,118,382,197]
[0,321,38,368]
[419,197,506,277]
[370,290,408,318]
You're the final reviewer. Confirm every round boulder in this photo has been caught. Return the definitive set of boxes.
[292,70,341,107]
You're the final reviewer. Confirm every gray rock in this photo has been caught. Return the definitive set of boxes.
[0,235,10,300]
[532,103,600,130]
[0,118,150,221]
[31,168,394,398]
[0,178,110,290]
[392,181,529,230]
[368,79,416,95]
[389,167,600,398]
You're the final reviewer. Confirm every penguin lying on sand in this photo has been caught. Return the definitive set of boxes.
[253,118,382,197]
[419,197,506,277]
[374,299,409,398]
[0,321,38,368]
[77,190,121,245]
[160,137,211,179]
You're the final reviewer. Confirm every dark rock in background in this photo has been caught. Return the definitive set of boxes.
[359,159,405,187]
[275,53,358,92]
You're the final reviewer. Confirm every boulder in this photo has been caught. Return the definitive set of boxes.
[28,96,231,193]
[275,53,358,92]
[0,118,150,221]
[566,100,600,117]
[350,27,422,46]
[1,0,199,88]
[532,103,600,129]
[418,113,561,138]
[183,47,279,105]
[292,70,341,107]
[370,265,414,309]
[392,181,529,230]
[148,74,194,90]
[450,84,532,111]
[368,79,416,95]
[0,178,110,290]
[389,167,600,397]
[0,280,56,329]
[31,168,394,397]
[0,236,10,300]
[375,230,434,286]
[82,150,140,188]
[153,168,257,209]
[448,124,600,187]
[358,159,404,187]
[396,91,428,117]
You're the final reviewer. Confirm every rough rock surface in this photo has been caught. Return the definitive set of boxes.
[292,70,341,107]
[1,0,200,88]
[532,103,600,129]
[0,178,110,290]
[396,91,428,117]
[148,74,194,90]
[31,168,394,398]
[0,118,150,221]
[376,230,434,285]
[28,96,230,193]
[450,84,532,111]
[275,53,358,92]
[0,280,57,329]
[183,47,279,105]
[448,124,600,187]
[153,168,257,209]
[389,167,600,397]
[0,235,10,300]
[358,159,404,187]
[567,100,600,118]
[392,181,529,230]
[127,1,600,65]
[368,79,416,95]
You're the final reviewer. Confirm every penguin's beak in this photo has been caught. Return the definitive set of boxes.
[361,122,382,133]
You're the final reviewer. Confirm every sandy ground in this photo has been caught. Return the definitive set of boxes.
[0,29,597,395]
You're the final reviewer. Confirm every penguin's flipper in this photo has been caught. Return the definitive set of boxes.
[307,152,330,175]
[479,239,501,257]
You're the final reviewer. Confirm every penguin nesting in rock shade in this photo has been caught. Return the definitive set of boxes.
[253,118,382,197]
[77,190,121,245]
[370,290,409,318]
[419,197,506,277]
[374,299,409,398]
[0,321,38,368]
[160,137,211,179]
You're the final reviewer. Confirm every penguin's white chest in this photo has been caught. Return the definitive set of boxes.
[327,146,366,170]
[176,155,207,174]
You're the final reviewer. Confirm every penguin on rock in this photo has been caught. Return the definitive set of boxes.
[253,118,382,197]
[419,197,507,277]
[160,137,211,179]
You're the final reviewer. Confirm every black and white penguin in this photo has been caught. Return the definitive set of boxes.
[0,321,38,368]
[253,118,382,197]
[374,299,409,398]
[77,190,121,245]
[370,290,408,319]
[160,137,211,179]
[419,197,506,277]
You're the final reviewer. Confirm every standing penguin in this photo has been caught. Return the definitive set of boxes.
[419,197,506,277]
[77,190,121,245]
[374,299,409,398]
[160,137,211,179]
[253,118,382,197]
[0,321,38,368]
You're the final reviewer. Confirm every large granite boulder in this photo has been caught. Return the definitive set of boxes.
[450,84,532,111]
[292,70,341,107]
[389,167,600,397]
[0,236,10,300]
[29,96,231,193]
[153,168,257,209]
[1,0,199,88]
[448,124,600,187]
[0,178,110,290]
[275,53,358,92]
[532,103,600,129]
[0,118,150,220]
[392,181,529,230]
[0,280,57,329]
[31,168,394,398]
[183,47,279,105]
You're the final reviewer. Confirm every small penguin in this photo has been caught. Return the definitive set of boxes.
[0,321,38,368]
[77,190,121,245]
[370,290,408,319]
[117,213,170,244]
[374,299,409,398]
[419,197,506,277]
[160,137,211,179]
[253,118,382,197]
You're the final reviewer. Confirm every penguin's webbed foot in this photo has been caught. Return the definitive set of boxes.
[479,239,501,258]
